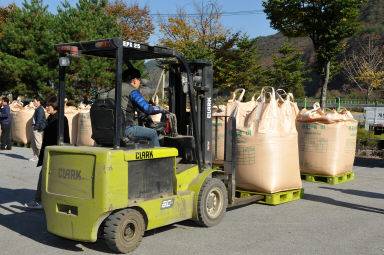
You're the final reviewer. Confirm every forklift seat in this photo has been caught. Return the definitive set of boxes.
[162,136,196,163]
[90,98,154,148]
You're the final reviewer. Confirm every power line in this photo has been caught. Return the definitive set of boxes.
[151,9,264,17]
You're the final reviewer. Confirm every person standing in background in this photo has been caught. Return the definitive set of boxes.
[0,97,12,150]
[24,95,69,209]
[30,96,46,161]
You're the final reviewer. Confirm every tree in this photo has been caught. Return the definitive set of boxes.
[54,0,122,101]
[158,1,265,92]
[215,34,264,93]
[0,3,17,35]
[0,0,57,96]
[158,0,230,56]
[54,0,154,101]
[158,0,233,63]
[265,42,311,97]
[105,0,154,42]
[263,0,367,108]
[343,35,384,102]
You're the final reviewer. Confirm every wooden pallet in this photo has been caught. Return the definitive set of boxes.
[301,171,354,185]
[236,188,304,205]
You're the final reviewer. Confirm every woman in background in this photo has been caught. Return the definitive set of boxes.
[25,95,70,209]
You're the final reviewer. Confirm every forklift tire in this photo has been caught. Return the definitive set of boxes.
[197,178,228,227]
[103,208,145,254]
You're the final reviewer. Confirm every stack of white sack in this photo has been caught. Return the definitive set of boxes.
[296,103,357,176]
[212,89,256,161]
[10,100,34,144]
[76,104,94,146]
[64,105,79,145]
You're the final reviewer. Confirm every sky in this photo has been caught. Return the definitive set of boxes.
[1,0,278,44]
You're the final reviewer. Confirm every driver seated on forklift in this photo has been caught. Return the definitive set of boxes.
[107,68,167,147]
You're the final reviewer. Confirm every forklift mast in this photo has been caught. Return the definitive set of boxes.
[168,60,213,169]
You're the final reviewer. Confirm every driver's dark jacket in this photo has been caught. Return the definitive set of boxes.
[107,82,162,126]
[37,112,70,167]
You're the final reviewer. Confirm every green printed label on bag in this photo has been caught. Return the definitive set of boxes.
[213,123,223,127]
[236,130,252,137]
[302,123,325,130]
[348,126,357,131]
[300,138,328,153]
[236,146,255,165]
[303,131,322,136]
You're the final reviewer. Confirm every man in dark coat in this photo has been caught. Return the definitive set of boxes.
[0,97,12,150]
[25,95,69,209]
[30,96,46,161]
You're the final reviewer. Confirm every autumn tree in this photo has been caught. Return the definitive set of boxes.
[0,4,17,35]
[158,0,230,61]
[105,0,154,42]
[158,1,265,92]
[263,0,367,109]
[343,35,384,102]
[265,42,311,97]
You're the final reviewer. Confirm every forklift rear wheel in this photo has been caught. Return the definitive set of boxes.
[197,178,228,227]
[103,208,145,253]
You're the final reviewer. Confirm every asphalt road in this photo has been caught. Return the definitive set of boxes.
[1,147,384,255]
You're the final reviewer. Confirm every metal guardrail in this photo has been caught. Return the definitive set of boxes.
[296,102,384,108]
[296,99,384,108]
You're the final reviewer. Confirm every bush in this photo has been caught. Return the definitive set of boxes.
[356,127,384,151]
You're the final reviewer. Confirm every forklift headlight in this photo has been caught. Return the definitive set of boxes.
[59,57,71,67]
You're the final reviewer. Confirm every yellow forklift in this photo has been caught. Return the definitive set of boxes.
[42,38,264,253]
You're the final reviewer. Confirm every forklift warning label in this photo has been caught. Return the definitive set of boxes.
[136,151,154,160]
[161,198,174,209]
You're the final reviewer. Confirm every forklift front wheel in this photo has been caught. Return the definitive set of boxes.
[197,178,228,227]
[103,208,145,253]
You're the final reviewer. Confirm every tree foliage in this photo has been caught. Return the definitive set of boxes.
[265,42,311,97]
[0,3,17,35]
[343,34,384,102]
[158,0,230,57]
[0,0,57,96]
[0,0,155,100]
[54,0,122,101]
[158,1,265,93]
[105,0,154,42]
[263,0,367,108]
[214,34,264,93]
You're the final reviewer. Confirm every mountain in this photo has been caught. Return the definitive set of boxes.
[256,0,384,98]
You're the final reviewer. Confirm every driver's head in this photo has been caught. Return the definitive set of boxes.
[123,68,141,89]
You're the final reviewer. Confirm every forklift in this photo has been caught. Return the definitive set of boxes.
[42,38,264,253]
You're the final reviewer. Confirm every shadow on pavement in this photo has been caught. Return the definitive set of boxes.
[0,187,83,252]
[320,187,384,199]
[0,187,193,253]
[303,193,384,215]
[80,220,191,253]
[354,157,384,168]
[0,152,29,160]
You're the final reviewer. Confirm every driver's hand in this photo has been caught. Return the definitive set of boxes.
[147,121,157,128]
